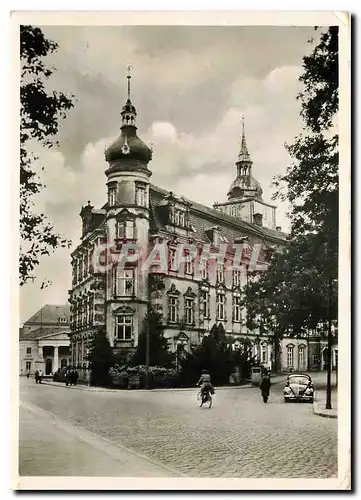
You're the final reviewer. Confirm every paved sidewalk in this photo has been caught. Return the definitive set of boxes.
[19,400,180,477]
[41,373,287,393]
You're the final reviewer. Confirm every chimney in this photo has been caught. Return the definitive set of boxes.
[276,226,282,232]
[253,212,263,226]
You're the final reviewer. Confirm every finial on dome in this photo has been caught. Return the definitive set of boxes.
[126,64,133,100]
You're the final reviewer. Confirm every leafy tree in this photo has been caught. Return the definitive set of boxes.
[88,328,115,387]
[179,330,234,386]
[242,27,339,370]
[131,308,175,368]
[20,25,74,285]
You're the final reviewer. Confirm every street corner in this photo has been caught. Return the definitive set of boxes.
[313,403,338,419]
[313,393,338,419]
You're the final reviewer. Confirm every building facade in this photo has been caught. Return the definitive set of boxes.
[68,74,288,381]
[19,305,71,375]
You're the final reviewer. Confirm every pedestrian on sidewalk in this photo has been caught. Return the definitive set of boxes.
[260,372,271,403]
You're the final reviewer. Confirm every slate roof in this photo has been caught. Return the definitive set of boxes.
[24,304,70,327]
[149,184,287,245]
[19,327,70,341]
[73,183,287,256]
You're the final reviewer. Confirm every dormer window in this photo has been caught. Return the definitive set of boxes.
[136,185,147,207]
[172,209,185,227]
[108,186,117,207]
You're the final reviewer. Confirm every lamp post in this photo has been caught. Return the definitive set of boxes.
[326,275,333,410]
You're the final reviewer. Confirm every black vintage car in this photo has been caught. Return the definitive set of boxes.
[284,373,314,403]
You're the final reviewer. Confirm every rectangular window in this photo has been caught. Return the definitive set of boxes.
[116,315,133,341]
[169,248,177,271]
[287,347,294,367]
[26,347,32,355]
[216,292,225,320]
[184,251,193,275]
[25,361,31,371]
[136,186,147,207]
[116,269,134,296]
[233,295,241,322]
[217,264,224,283]
[201,290,210,319]
[174,210,180,225]
[233,269,242,287]
[179,211,185,226]
[168,296,179,323]
[109,187,116,206]
[185,298,194,324]
[72,261,77,285]
[298,347,305,368]
[125,220,135,239]
[117,221,135,239]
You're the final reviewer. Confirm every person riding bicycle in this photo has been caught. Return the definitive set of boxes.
[197,369,215,396]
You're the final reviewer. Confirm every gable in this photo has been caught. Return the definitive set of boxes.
[37,331,71,341]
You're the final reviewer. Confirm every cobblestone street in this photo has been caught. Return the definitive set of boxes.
[19,376,337,478]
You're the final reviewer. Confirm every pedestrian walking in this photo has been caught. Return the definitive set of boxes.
[260,372,271,403]
[26,371,30,379]
[38,370,43,384]
[34,370,39,384]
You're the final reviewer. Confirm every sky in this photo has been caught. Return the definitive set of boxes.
[20,24,320,325]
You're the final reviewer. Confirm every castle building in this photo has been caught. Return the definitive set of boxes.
[68,73,287,381]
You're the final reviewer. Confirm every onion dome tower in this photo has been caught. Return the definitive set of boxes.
[227,117,263,201]
[104,67,152,245]
[105,67,152,169]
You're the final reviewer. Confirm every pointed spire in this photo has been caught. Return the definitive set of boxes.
[237,115,251,163]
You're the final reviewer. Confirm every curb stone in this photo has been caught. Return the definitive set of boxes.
[312,390,338,419]
[40,376,286,393]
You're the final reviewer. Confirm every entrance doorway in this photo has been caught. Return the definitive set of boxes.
[61,358,67,369]
[45,358,52,375]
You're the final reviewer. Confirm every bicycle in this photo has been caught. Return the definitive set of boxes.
[197,388,212,408]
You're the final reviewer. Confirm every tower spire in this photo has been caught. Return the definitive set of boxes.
[238,115,251,163]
